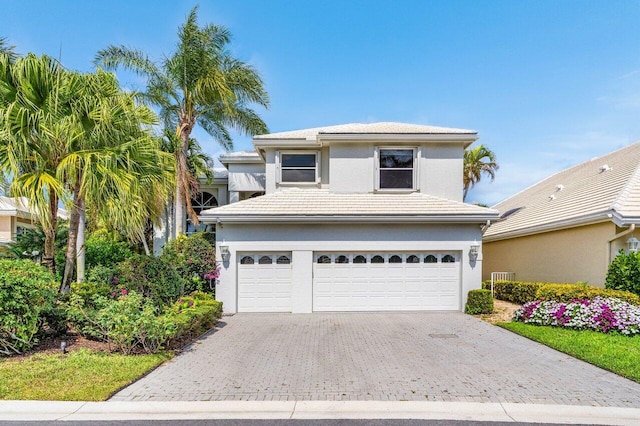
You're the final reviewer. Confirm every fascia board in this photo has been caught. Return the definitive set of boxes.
[200,214,498,224]
[317,133,478,145]
[483,212,612,242]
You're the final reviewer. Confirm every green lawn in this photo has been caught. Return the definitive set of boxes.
[499,322,640,382]
[0,348,172,401]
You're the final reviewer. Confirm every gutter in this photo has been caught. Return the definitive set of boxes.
[200,214,499,225]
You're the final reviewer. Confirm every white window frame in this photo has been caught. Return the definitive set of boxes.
[276,150,321,184]
[374,147,418,191]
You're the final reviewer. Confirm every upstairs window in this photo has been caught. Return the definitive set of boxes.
[279,152,319,183]
[378,148,415,190]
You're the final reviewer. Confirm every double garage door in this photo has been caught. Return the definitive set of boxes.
[237,252,461,312]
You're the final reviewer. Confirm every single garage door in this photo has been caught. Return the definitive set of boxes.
[237,252,292,312]
[313,252,460,311]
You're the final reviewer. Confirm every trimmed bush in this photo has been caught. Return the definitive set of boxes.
[482,281,553,304]
[606,250,640,296]
[465,289,493,314]
[0,259,56,355]
[536,283,640,306]
[162,292,223,349]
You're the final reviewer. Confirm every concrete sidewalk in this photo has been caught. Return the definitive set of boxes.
[1,400,639,424]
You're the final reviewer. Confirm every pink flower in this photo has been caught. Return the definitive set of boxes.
[121,289,128,295]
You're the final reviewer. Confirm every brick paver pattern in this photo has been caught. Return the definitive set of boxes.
[111,313,640,406]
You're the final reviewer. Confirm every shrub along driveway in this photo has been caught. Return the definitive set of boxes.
[111,312,640,406]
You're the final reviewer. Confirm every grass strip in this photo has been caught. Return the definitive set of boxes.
[499,322,640,383]
[0,348,172,401]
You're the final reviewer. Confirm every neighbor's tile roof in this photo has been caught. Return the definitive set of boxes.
[485,142,640,240]
[200,189,497,222]
[254,122,476,140]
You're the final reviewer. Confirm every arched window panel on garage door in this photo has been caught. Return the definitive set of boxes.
[353,255,367,264]
[389,255,403,263]
[442,254,456,263]
[240,255,254,265]
[259,255,273,264]
[406,255,420,264]
[335,255,349,264]
[276,255,291,264]
[316,254,331,264]
[424,254,438,263]
[371,255,385,264]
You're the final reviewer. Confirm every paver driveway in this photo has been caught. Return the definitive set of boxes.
[111,313,640,406]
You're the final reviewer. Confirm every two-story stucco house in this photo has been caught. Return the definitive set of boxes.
[199,122,499,313]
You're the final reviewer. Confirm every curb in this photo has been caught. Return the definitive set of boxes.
[0,400,639,424]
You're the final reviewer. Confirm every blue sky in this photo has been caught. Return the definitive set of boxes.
[3,0,640,205]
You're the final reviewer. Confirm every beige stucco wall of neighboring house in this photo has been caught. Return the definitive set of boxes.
[483,222,617,287]
[0,216,12,243]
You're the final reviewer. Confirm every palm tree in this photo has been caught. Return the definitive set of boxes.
[463,144,499,201]
[0,53,77,273]
[58,70,174,291]
[0,37,17,61]
[95,5,269,236]
[0,52,174,287]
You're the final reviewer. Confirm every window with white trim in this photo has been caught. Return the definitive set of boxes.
[278,152,319,183]
[376,148,416,190]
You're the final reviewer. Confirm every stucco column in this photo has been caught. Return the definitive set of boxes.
[292,250,313,313]
[229,191,240,204]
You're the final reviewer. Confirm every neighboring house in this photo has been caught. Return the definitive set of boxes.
[483,142,640,287]
[0,197,35,248]
[199,122,499,313]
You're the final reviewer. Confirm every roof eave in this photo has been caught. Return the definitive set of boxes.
[484,211,613,242]
[200,213,499,224]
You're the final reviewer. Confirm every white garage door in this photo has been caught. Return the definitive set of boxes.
[237,252,292,312]
[313,252,460,311]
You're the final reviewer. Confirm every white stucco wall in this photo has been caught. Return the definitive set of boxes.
[227,163,265,192]
[330,144,375,193]
[216,222,484,313]
[420,144,464,202]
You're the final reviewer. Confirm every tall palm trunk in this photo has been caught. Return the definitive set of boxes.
[76,202,86,282]
[174,122,193,236]
[42,192,59,275]
[60,180,82,293]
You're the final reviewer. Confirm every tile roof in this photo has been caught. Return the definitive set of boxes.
[200,189,498,223]
[484,142,640,240]
[254,122,476,140]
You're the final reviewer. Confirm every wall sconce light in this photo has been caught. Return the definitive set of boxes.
[219,245,230,262]
[628,237,639,253]
[469,241,480,261]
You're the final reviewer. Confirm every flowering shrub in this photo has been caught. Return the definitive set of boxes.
[514,297,640,335]
[161,234,218,294]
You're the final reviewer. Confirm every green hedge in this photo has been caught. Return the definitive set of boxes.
[465,289,493,314]
[483,280,640,306]
[163,292,223,349]
[482,281,556,304]
[536,284,640,305]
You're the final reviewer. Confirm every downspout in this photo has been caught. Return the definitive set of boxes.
[608,223,635,264]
